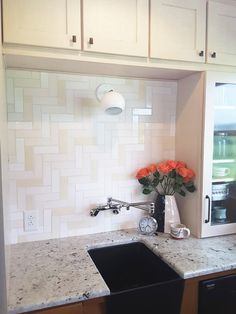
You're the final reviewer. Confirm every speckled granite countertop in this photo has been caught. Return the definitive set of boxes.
[8,229,236,314]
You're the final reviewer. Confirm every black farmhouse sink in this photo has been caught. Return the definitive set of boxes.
[88,242,184,314]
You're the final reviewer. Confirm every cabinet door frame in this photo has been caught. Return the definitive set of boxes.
[207,1,236,66]
[202,72,236,237]
[3,0,81,50]
[83,0,149,57]
[150,0,206,62]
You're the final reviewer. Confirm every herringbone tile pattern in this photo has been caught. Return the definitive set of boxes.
[7,70,177,243]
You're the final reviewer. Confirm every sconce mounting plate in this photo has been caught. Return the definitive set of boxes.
[95,84,113,102]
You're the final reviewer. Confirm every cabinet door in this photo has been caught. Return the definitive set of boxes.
[3,0,81,50]
[83,0,148,57]
[150,0,206,62]
[83,298,106,314]
[28,299,105,314]
[207,1,236,66]
[29,303,83,314]
[202,72,236,238]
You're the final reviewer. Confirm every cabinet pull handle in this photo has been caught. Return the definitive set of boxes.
[89,37,94,45]
[72,35,77,43]
[199,50,204,57]
[211,52,216,58]
[205,195,211,223]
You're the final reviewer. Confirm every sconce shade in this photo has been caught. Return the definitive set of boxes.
[101,91,125,115]
[96,84,125,115]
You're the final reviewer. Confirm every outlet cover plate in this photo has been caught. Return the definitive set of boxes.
[24,210,39,232]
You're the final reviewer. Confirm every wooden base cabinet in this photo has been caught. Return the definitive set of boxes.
[27,297,105,314]
[27,269,236,314]
[83,298,105,314]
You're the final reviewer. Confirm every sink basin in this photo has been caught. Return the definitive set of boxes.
[88,242,184,314]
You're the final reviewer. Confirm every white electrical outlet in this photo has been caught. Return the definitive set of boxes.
[24,210,39,232]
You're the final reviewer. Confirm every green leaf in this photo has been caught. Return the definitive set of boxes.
[168,169,176,178]
[184,181,196,193]
[152,177,160,187]
[153,171,160,178]
[143,187,153,195]
[176,174,184,185]
[178,189,186,197]
[185,185,196,193]
[138,177,149,186]
[184,181,194,187]
[174,184,181,193]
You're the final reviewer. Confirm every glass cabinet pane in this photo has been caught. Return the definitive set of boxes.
[211,83,236,226]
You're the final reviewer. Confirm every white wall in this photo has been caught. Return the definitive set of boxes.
[0,4,9,314]
[212,0,236,5]
[7,70,177,243]
[0,153,7,314]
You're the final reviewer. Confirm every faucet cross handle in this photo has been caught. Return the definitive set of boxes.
[149,203,155,215]
[107,197,113,207]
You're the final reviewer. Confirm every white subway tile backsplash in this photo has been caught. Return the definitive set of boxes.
[133,108,152,115]
[16,139,25,163]
[9,163,25,172]
[7,69,32,79]
[40,73,49,88]
[50,114,74,122]
[7,70,177,243]
[8,122,33,130]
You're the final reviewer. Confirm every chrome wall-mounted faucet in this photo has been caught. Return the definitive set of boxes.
[90,197,155,216]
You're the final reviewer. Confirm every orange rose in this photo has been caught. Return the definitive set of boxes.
[176,161,187,169]
[177,167,195,182]
[177,167,189,178]
[136,168,150,179]
[158,162,171,174]
[147,164,157,173]
[166,160,178,170]
[187,168,195,178]
[184,168,195,182]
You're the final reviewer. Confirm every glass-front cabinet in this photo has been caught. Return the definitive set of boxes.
[202,73,236,237]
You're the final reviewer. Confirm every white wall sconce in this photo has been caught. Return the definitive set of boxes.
[96,84,125,115]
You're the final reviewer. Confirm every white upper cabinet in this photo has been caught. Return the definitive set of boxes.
[3,0,236,68]
[201,73,236,237]
[83,0,149,57]
[207,1,236,66]
[177,72,236,238]
[3,0,81,50]
[150,0,206,62]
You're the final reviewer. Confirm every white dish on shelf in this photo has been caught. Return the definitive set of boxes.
[212,178,235,183]
[212,183,229,201]
[213,159,236,164]
[213,166,230,177]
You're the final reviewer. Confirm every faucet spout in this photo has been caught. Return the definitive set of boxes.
[90,197,155,216]
[129,201,155,214]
